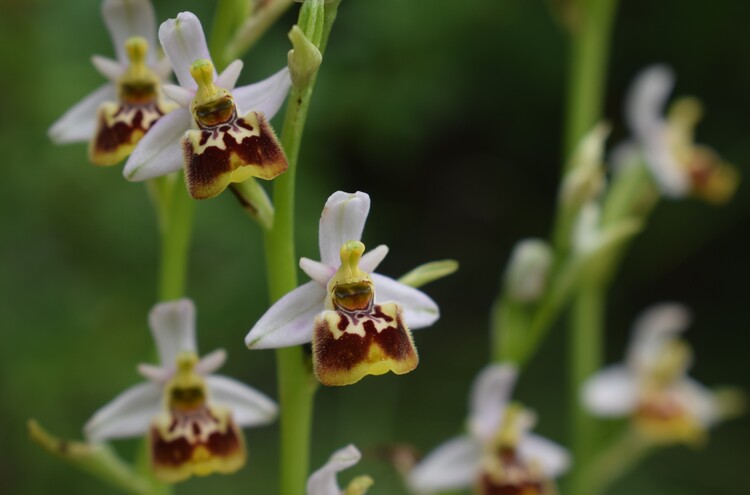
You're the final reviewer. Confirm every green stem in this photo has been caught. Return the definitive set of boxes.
[581,431,652,495]
[156,177,196,301]
[563,0,619,161]
[262,2,340,494]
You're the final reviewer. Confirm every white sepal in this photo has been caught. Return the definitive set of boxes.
[318,191,371,266]
[407,436,481,494]
[48,84,116,144]
[307,444,362,495]
[468,364,517,442]
[158,11,213,89]
[232,67,292,119]
[84,381,161,441]
[123,108,190,181]
[102,0,158,65]
[581,365,638,417]
[206,375,278,427]
[370,273,440,329]
[149,298,197,368]
[518,433,571,478]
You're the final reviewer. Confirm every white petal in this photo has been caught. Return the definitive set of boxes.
[159,11,213,89]
[102,0,158,65]
[518,434,571,478]
[680,377,721,427]
[627,303,691,372]
[206,375,278,427]
[624,65,688,197]
[123,107,190,181]
[162,84,195,108]
[307,445,362,495]
[149,299,197,368]
[216,59,244,90]
[84,381,161,441]
[245,281,326,349]
[91,55,125,81]
[300,258,335,286]
[359,244,389,273]
[137,363,171,383]
[318,191,371,266]
[581,365,638,417]
[468,364,518,442]
[195,349,227,375]
[407,436,481,494]
[48,84,116,144]
[371,273,439,329]
[232,67,292,119]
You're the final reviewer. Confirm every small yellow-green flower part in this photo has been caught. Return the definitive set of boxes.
[327,241,375,312]
[345,475,375,495]
[190,59,236,128]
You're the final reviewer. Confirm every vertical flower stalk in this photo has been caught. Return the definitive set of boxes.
[261,1,341,494]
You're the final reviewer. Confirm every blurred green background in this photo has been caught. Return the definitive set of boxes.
[2,0,749,493]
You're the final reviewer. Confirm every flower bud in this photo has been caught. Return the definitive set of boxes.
[504,239,552,303]
[288,24,323,90]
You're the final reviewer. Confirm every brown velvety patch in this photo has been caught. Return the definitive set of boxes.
[183,111,287,199]
[477,449,546,495]
[313,304,418,386]
[90,102,165,166]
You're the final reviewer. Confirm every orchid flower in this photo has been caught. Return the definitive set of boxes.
[84,299,278,482]
[583,303,737,445]
[407,364,570,494]
[245,191,440,386]
[123,11,292,199]
[622,64,738,203]
[49,0,176,166]
[307,445,374,495]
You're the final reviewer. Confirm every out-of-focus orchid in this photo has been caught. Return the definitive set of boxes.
[49,0,176,166]
[123,11,292,199]
[84,299,277,482]
[307,445,374,495]
[245,191,441,386]
[622,65,738,204]
[583,303,736,445]
[407,364,570,494]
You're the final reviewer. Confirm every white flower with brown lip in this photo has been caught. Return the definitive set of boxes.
[123,11,292,199]
[84,299,277,482]
[49,0,176,166]
[407,364,570,495]
[583,303,730,445]
[245,191,440,386]
[622,65,738,204]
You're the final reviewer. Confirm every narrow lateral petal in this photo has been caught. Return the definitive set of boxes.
[206,375,278,427]
[518,434,571,478]
[468,364,518,442]
[300,258,335,286]
[370,273,439,329]
[91,55,125,81]
[232,67,292,119]
[245,281,326,349]
[307,445,362,495]
[582,365,638,416]
[49,84,116,144]
[359,244,389,273]
[195,349,227,375]
[628,303,691,372]
[84,381,161,441]
[318,191,371,266]
[680,377,721,428]
[123,107,190,180]
[215,60,244,90]
[149,299,197,368]
[102,0,158,65]
[162,84,195,107]
[407,436,481,494]
[158,11,213,89]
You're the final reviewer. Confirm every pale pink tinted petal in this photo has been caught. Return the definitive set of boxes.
[245,281,325,349]
[468,364,517,442]
[627,303,691,372]
[123,107,190,181]
[359,244,389,273]
[137,363,171,383]
[102,0,158,65]
[307,445,361,495]
[195,349,227,375]
[518,434,571,478]
[232,67,291,119]
[84,381,161,441]
[206,375,278,427]
[407,436,481,494]
[318,191,370,266]
[582,365,638,417]
[299,258,335,286]
[149,299,197,368]
[48,84,116,144]
[215,59,244,90]
[162,84,195,107]
[680,377,721,427]
[370,273,439,329]
[159,12,213,89]
[91,55,125,81]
